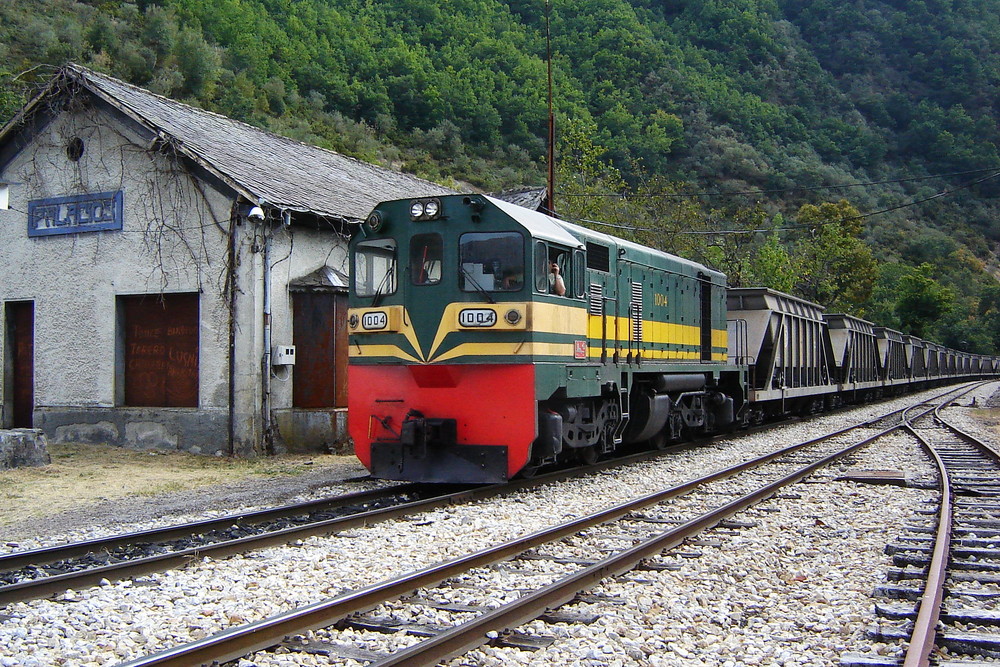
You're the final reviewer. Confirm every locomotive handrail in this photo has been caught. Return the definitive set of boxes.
[726,317,751,366]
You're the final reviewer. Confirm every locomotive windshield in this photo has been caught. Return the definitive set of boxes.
[459,232,523,292]
[410,233,442,285]
[354,239,397,298]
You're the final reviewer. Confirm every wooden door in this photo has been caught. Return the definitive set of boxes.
[121,293,200,407]
[7,302,34,428]
[292,292,348,408]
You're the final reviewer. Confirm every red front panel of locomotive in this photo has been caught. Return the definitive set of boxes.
[349,363,536,482]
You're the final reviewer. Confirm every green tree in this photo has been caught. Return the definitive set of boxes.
[793,200,877,314]
[174,26,220,99]
[740,229,797,292]
[895,263,955,339]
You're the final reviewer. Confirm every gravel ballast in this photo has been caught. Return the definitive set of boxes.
[1,384,997,666]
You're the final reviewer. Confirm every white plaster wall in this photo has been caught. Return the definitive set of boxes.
[0,106,233,411]
[0,101,353,454]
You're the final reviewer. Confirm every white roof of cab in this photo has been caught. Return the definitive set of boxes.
[487,196,584,249]
[487,195,722,279]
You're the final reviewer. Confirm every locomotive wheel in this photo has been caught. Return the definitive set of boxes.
[650,431,669,450]
[577,445,599,465]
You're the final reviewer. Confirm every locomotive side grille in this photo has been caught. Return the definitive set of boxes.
[586,242,610,272]
[631,282,643,341]
[589,283,604,315]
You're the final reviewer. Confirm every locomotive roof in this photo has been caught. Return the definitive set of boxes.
[485,195,724,280]
[486,196,585,249]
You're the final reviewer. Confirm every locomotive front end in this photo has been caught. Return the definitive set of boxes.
[347,195,565,483]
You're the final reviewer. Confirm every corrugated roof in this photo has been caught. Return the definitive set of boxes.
[7,64,455,222]
[491,187,546,211]
[288,265,349,292]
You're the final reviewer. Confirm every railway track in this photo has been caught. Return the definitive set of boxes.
[0,439,710,606]
[0,481,437,605]
[114,386,977,667]
[845,385,1000,666]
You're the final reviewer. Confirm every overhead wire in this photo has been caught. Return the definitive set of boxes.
[546,169,1000,236]
[556,165,1000,199]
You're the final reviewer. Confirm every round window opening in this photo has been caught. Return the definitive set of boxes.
[67,137,84,161]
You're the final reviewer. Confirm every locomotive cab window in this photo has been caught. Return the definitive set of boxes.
[534,242,570,296]
[410,233,442,285]
[459,232,523,292]
[572,250,586,297]
[354,239,397,298]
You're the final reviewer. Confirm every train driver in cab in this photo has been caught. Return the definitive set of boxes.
[549,261,566,295]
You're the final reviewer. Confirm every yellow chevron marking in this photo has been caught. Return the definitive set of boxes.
[348,343,421,363]
[351,302,729,365]
[428,302,529,360]
[427,301,586,361]
[348,305,424,361]
[431,341,576,363]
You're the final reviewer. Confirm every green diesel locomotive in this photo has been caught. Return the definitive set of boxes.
[348,194,746,483]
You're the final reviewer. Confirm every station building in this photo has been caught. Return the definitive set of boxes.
[0,64,453,456]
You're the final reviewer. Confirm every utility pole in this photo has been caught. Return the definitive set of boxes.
[546,0,555,216]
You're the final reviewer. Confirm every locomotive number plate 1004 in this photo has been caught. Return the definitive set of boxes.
[459,308,497,328]
[361,311,388,330]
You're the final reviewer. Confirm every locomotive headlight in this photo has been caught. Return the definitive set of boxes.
[409,198,443,221]
[505,308,522,325]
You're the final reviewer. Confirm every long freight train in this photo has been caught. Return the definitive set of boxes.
[347,194,998,483]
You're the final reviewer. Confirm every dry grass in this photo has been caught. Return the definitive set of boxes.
[0,443,352,527]
[972,406,1000,435]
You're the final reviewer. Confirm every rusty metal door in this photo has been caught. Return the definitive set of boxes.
[121,293,199,407]
[292,292,348,408]
[6,301,34,428]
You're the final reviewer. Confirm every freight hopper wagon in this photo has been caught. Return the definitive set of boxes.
[726,288,834,422]
[727,287,999,421]
[348,195,746,483]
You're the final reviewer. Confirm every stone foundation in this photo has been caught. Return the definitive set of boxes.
[0,429,51,470]
[272,408,352,454]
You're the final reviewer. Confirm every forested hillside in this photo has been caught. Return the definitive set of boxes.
[3,0,1000,352]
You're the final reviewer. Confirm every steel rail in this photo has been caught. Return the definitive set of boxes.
[374,421,895,666]
[2,381,963,607]
[116,401,931,667]
[378,384,989,666]
[0,440,713,606]
[0,482,429,572]
[901,382,993,667]
[900,423,952,667]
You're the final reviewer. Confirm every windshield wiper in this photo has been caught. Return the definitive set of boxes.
[460,265,495,304]
[371,259,397,307]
